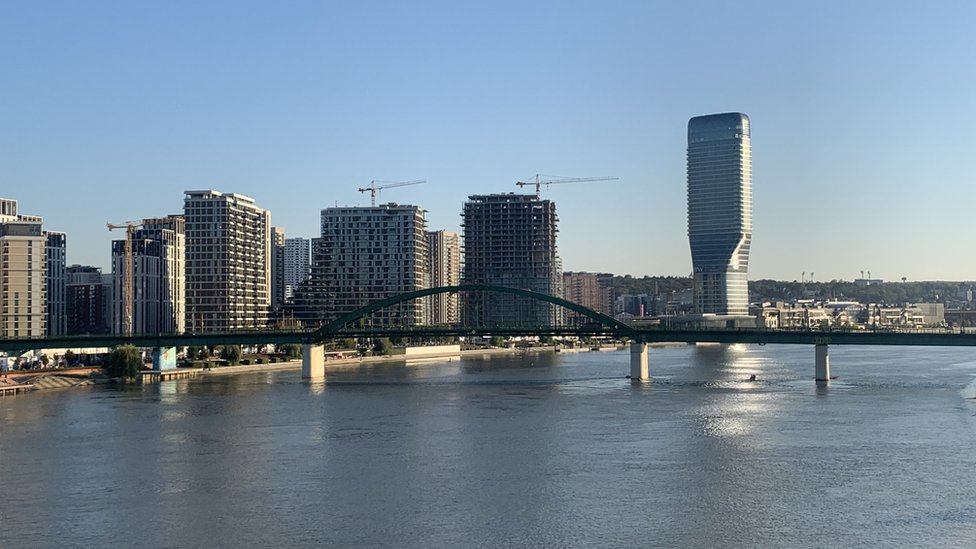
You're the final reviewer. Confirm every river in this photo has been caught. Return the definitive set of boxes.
[2,344,975,548]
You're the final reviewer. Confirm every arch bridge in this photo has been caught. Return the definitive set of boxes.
[6,285,976,383]
[313,284,632,339]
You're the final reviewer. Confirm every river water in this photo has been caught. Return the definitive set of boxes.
[2,344,975,548]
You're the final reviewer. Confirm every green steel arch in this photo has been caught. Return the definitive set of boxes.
[312,284,633,341]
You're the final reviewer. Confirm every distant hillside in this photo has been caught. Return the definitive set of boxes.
[613,275,692,296]
[749,279,975,305]
[612,275,975,305]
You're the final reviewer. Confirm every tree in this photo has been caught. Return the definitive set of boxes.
[220,345,242,364]
[39,354,49,367]
[104,345,143,380]
[280,344,301,359]
[337,338,357,350]
[187,346,206,360]
[490,336,505,347]
[373,338,392,356]
[64,350,76,366]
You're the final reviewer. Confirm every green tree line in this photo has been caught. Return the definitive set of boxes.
[613,275,974,305]
[749,279,973,305]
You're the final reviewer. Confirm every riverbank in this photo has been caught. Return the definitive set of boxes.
[3,342,693,394]
[200,345,564,376]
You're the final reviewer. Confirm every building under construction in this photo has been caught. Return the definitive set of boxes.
[461,193,564,327]
[110,216,185,335]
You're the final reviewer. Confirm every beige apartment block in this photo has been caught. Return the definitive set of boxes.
[563,271,614,323]
[427,230,460,325]
[0,218,47,338]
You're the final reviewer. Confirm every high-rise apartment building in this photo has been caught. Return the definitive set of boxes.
[288,237,330,324]
[427,230,460,325]
[687,112,752,316]
[184,190,271,331]
[315,204,428,325]
[0,199,47,338]
[45,231,66,336]
[283,237,310,303]
[111,216,185,334]
[66,265,110,335]
[563,272,614,323]
[461,193,563,327]
[270,227,286,312]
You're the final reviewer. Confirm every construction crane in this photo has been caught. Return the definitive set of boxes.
[515,174,619,198]
[107,221,143,336]
[357,179,426,206]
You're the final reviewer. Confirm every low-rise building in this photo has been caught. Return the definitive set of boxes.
[563,272,614,323]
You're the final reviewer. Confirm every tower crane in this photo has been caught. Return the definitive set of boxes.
[357,179,426,206]
[515,174,619,198]
[107,221,143,336]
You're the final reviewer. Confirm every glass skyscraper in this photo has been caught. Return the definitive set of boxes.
[687,112,752,316]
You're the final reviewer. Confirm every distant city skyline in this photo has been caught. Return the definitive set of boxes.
[5,2,976,281]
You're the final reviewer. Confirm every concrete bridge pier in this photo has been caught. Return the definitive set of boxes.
[815,343,830,382]
[302,343,325,380]
[152,347,177,371]
[630,342,648,381]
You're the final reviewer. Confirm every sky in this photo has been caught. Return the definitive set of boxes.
[3,0,976,281]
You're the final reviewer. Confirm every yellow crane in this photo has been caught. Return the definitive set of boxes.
[107,221,143,336]
[357,179,426,206]
[515,174,619,198]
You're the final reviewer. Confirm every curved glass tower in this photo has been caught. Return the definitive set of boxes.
[687,112,752,316]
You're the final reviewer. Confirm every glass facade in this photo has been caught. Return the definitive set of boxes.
[687,112,752,316]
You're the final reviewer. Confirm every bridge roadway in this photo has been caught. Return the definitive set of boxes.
[4,327,976,384]
[6,327,976,353]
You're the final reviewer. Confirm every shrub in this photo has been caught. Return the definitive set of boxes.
[280,344,301,359]
[220,345,242,365]
[373,338,392,356]
[103,345,143,380]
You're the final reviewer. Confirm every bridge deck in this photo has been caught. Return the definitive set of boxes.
[4,328,976,352]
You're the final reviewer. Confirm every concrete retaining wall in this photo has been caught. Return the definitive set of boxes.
[403,345,462,358]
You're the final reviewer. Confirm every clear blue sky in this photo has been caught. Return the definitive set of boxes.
[3,1,975,281]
